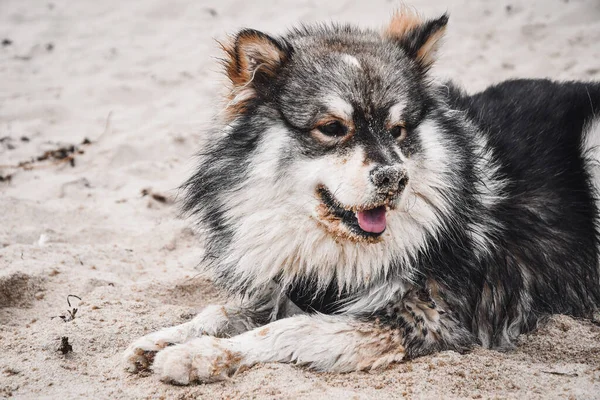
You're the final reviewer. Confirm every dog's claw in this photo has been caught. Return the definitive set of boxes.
[123,337,175,373]
[133,350,157,371]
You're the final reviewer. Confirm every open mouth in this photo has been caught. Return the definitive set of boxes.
[316,186,392,239]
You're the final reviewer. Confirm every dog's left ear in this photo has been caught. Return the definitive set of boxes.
[383,10,448,69]
[222,29,291,90]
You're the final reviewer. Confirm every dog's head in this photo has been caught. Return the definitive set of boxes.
[185,10,468,292]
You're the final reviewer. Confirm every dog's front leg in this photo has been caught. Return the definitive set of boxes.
[123,289,301,373]
[152,314,406,384]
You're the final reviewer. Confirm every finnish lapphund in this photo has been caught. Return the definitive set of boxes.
[124,9,600,384]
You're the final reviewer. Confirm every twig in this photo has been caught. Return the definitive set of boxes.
[541,370,579,377]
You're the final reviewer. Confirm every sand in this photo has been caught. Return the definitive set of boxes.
[1,0,600,398]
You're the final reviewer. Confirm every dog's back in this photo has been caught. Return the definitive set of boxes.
[443,80,600,343]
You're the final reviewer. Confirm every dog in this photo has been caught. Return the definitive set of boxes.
[123,8,600,385]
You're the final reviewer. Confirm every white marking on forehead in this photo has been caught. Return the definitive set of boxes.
[388,102,407,125]
[323,96,353,120]
[341,54,361,69]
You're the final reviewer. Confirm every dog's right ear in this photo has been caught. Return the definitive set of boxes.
[383,9,448,69]
[222,29,291,91]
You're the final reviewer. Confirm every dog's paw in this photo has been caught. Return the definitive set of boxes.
[152,337,241,385]
[123,334,176,373]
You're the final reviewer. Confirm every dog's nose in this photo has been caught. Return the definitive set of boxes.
[370,166,408,193]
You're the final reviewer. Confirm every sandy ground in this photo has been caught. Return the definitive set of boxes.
[1,0,600,398]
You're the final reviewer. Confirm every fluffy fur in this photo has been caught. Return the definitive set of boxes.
[123,9,600,384]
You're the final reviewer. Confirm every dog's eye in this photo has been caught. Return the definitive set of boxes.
[390,125,407,141]
[318,121,348,137]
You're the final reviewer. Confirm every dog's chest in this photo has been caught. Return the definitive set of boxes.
[285,280,350,314]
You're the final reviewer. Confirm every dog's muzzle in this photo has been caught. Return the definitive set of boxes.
[316,165,408,240]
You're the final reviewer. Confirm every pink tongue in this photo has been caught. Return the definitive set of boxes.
[356,206,387,233]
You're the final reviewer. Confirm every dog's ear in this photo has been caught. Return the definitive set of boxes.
[383,9,448,69]
[222,29,291,90]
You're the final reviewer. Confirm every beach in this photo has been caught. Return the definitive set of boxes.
[1,0,600,398]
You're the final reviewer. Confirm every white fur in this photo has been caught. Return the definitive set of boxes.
[582,116,600,273]
[472,130,507,208]
[582,116,600,199]
[340,278,406,314]
[323,95,354,120]
[387,102,407,126]
[228,87,255,106]
[341,53,362,69]
[468,126,509,257]
[216,116,454,294]
[402,118,455,221]
[315,145,372,206]
[152,314,405,384]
